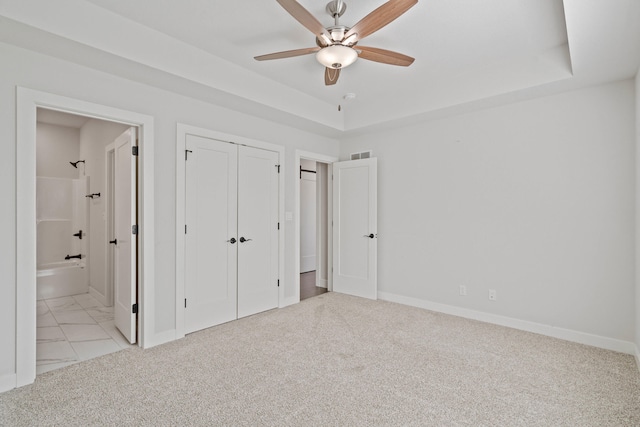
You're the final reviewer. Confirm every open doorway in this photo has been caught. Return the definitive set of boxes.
[15,87,155,389]
[300,159,328,300]
[295,151,338,302]
[34,109,136,375]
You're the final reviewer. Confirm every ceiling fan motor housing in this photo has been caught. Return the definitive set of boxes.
[326,0,347,19]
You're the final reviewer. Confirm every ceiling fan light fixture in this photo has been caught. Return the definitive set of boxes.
[316,45,358,69]
[330,27,345,42]
[318,33,332,46]
[342,33,358,46]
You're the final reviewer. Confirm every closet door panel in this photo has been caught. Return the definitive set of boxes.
[237,145,279,318]
[185,135,238,333]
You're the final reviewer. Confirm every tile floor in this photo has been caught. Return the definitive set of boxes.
[37,293,134,375]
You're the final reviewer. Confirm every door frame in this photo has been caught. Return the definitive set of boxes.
[175,124,285,339]
[294,150,338,304]
[16,87,155,388]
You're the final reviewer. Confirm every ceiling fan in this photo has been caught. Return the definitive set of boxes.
[255,0,418,86]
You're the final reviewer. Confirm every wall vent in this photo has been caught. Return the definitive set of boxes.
[350,150,372,160]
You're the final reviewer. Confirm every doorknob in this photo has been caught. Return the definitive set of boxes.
[239,237,252,243]
[227,238,236,244]
[363,233,375,239]
[109,239,117,245]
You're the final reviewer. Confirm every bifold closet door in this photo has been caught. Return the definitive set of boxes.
[237,145,279,318]
[185,135,238,334]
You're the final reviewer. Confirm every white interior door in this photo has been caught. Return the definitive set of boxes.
[114,128,137,343]
[185,135,238,333]
[237,145,279,318]
[332,158,377,299]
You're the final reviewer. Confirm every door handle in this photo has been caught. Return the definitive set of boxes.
[239,237,252,243]
[109,239,117,245]
[227,238,237,244]
[363,233,375,239]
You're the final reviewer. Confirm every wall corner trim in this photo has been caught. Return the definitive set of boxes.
[378,291,636,356]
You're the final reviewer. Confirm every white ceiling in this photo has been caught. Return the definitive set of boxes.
[1,0,639,136]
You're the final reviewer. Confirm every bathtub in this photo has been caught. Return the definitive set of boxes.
[37,259,88,300]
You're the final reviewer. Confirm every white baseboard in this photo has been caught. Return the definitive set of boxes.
[317,278,328,288]
[89,287,108,307]
[378,292,636,356]
[142,329,177,349]
[0,373,16,393]
[635,344,640,373]
[282,296,298,307]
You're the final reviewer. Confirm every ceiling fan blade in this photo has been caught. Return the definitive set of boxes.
[357,46,414,66]
[254,47,320,61]
[344,0,418,41]
[325,67,340,85]
[276,0,331,41]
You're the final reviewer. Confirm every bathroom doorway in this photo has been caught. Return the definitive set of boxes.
[35,109,136,375]
[16,88,155,389]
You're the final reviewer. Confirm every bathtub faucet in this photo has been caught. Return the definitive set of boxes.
[64,254,82,260]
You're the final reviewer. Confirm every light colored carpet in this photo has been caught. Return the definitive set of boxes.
[1,292,639,426]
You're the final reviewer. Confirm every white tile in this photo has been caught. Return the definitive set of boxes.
[52,309,96,325]
[87,307,114,323]
[70,339,122,361]
[36,341,78,365]
[37,301,49,316]
[60,324,111,342]
[37,326,66,343]
[37,361,77,375]
[46,296,82,313]
[99,320,136,349]
[37,311,59,327]
[73,294,104,309]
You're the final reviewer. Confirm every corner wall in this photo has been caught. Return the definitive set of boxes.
[341,80,636,348]
[0,41,339,392]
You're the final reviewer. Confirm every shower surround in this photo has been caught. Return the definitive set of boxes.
[36,176,89,300]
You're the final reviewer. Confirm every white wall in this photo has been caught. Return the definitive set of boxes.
[636,69,640,360]
[78,119,130,304]
[0,41,339,389]
[36,122,79,179]
[341,80,636,343]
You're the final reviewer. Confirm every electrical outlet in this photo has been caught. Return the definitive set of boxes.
[459,285,467,296]
[488,289,497,301]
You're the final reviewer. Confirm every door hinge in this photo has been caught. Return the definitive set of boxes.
[132,225,138,235]
[185,224,187,234]
[277,222,280,230]
[184,299,187,308]
[132,146,139,156]
[277,279,280,287]
[185,149,192,160]
[275,164,280,173]
[132,303,138,314]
